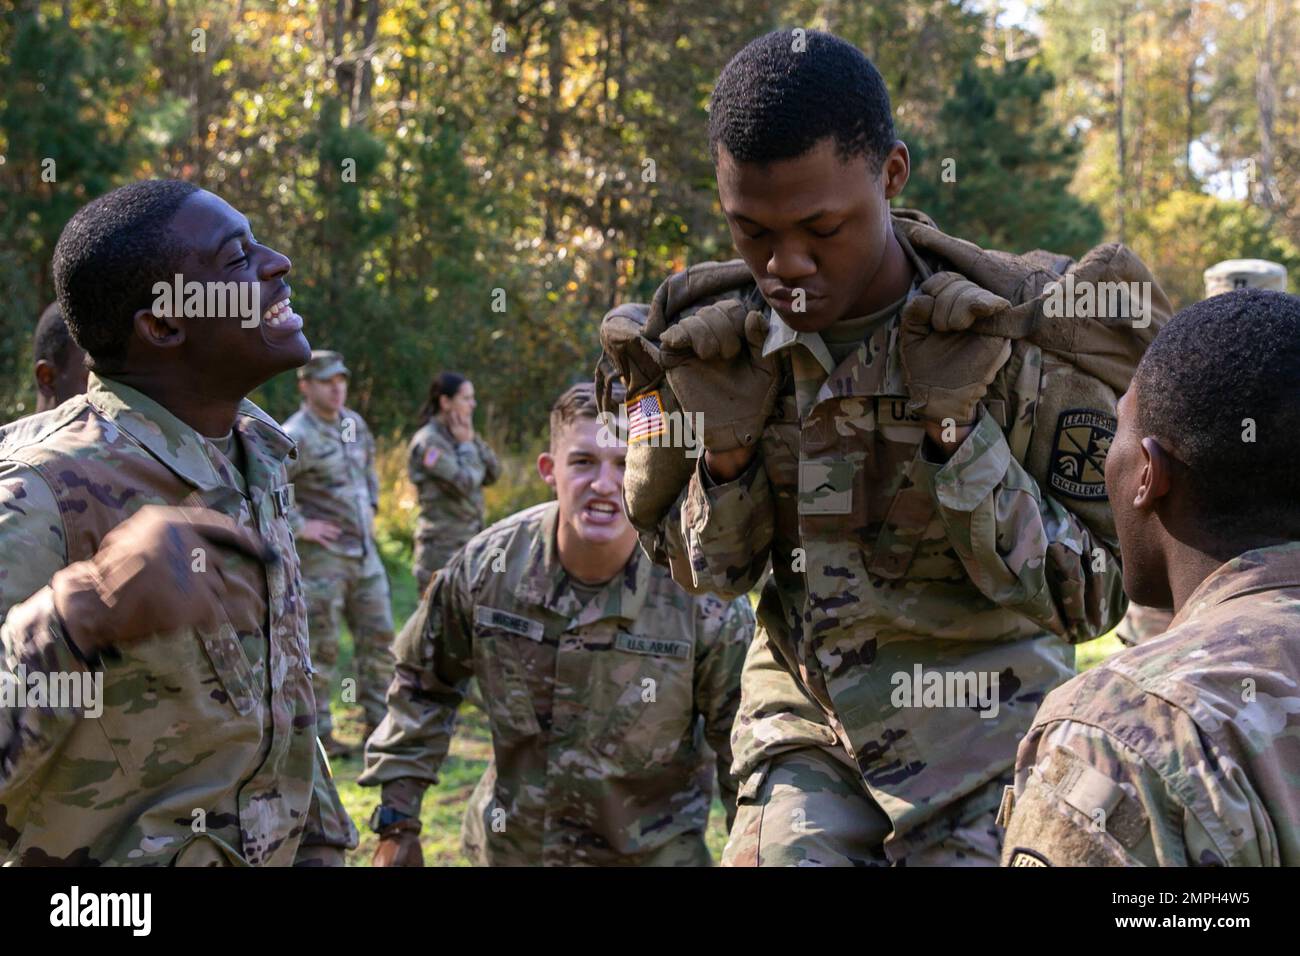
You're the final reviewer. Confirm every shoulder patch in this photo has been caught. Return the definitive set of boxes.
[1008,848,1050,867]
[422,445,442,470]
[626,389,666,445]
[1048,408,1115,500]
[473,605,545,642]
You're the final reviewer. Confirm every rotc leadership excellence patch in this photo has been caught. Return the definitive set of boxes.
[1048,408,1116,500]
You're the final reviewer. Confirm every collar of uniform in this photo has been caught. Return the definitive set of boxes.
[432,417,459,446]
[88,373,294,492]
[893,216,937,282]
[761,310,837,375]
[1169,541,1300,630]
[515,500,652,625]
[570,541,652,629]
[234,399,297,481]
[762,303,910,420]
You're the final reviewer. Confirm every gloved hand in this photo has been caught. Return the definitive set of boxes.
[50,504,278,659]
[658,298,780,451]
[371,819,424,867]
[598,304,663,411]
[899,272,1020,424]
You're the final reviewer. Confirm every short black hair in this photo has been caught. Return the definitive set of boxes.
[52,179,200,366]
[33,302,74,368]
[1135,288,1300,536]
[708,30,896,171]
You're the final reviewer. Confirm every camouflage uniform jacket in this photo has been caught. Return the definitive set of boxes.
[1001,542,1300,867]
[653,225,1131,858]
[283,404,379,558]
[360,501,755,865]
[407,419,500,545]
[0,374,357,865]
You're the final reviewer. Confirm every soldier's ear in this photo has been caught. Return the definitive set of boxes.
[881,141,910,200]
[133,305,185,349]
[1133,437,1172,512]
[537,451,556,489]
[34,358,58,398]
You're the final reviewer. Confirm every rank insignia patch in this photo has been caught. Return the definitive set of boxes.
[1048,408,1116,500]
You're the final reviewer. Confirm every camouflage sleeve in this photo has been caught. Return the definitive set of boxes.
[477,437,501,488]
[293,742,361,864]
[418,433,489,499]
[406,431,425,486]
[1002,687,1268,866]
[910,407,1125,644]
[0,463,88,812]
[0,587,99,823]
[356,548,476,815]
[666,453,774,600]
[0,462,68,615]
[693,594,756,829]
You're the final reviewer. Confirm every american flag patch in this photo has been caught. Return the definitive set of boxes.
[627,390,667,444]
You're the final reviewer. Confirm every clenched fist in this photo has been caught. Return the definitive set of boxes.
[372,820,424,867]
[50,505,278,660]
[658,298,780,452]
[900,272,1026,426]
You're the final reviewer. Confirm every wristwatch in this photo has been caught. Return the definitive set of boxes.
[369,805,415,834]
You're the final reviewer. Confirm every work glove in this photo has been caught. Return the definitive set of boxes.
[597,304,696,541]
[658,298,780,451]
[371,819,424,867]
[597,303,662,413]
[900,272,1027,425]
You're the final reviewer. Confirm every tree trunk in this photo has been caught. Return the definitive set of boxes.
[1114,7,1127,243]
[1254,0,1279,209]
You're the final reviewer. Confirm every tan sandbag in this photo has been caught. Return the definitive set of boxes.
[895,216,1173,550]
[895,218,1172,394]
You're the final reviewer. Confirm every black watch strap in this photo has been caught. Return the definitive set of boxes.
[369,805,415,833]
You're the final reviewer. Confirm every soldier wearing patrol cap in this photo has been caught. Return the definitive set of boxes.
[284,349,396,757]
[1115,257,1289,647]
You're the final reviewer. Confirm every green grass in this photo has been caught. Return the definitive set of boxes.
[326,524,1124,865]
[1077,630,1125,672]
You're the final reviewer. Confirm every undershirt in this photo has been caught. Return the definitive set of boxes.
[567,576,606,607]
[820,292,910,368]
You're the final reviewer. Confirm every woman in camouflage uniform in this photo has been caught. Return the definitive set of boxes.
[408,372,501,593]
